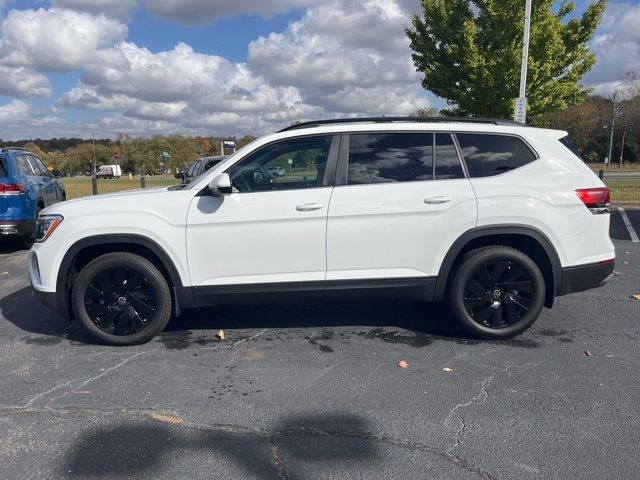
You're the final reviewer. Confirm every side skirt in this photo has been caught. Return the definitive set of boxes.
[192,277,436,307]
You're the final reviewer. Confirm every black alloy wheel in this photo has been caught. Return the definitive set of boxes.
[447,246,545,339]
[463,260,534,329]
[84,266,157,336]
[72,252,172,345]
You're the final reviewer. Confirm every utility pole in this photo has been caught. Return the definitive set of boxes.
[92,132,96,175]
[514,0,532,124]
[607,92,617,168]
[619,118,627,168]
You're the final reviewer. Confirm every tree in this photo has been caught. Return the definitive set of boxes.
[406,0,606,118]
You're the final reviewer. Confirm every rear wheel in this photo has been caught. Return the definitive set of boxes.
[72,252,172,345]
[447,246,545,339]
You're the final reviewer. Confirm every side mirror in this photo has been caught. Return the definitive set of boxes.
[174,172,185,181]
[208,173,232,196]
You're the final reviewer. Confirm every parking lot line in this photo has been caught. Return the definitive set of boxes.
[618,207,640,243]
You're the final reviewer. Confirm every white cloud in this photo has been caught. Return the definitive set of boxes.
[0,66,51,98]
[0,8,127,72]
[0,99,29,122]
[584,2,640,95]
[51,0,139,19]
[145,0,321,25]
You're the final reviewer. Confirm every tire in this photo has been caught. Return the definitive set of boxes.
[447,246,545,339]
[72,252,172,345]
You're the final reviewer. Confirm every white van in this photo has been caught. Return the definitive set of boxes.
[96,165,122,179]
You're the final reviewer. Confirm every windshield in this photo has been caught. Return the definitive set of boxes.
[185,140,258,190]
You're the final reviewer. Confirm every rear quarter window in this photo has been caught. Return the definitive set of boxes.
[456,133,537,178]
[0,157,7,177]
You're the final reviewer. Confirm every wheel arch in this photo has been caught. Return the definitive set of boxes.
[434,225,562,308]
[55,234,195,319]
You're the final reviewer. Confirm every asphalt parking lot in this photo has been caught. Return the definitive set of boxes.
[1,209,639,480]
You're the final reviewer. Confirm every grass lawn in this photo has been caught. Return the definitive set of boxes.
[587,163,640,172]
[61,176,180,200]
[604,179,640,202]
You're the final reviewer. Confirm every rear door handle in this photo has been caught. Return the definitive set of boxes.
[424,196,452,204]
[296,203,326,212]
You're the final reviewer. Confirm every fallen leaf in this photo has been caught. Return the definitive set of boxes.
[632,295,640,301]
[584,350,592,357]
[216,330,225,340]
[624,261,629,265]
[150,412,183,425]
[398,360,409,368]
[1,272,8,275]
[625,251,630,255]
[100,368,106,371]
[72,390,91,394]
[443,367,453,372]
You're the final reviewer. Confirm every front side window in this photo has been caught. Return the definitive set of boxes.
[29,156,50,176]
[187,160,201,178]
[228,135,333,192]
[347,133,433,185]
[456,133,536,178]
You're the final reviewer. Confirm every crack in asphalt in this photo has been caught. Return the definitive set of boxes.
[13,329,268,409]
[270,436,289,480]
[0,405,492,479]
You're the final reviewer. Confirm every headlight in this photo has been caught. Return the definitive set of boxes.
[35,214,64,243]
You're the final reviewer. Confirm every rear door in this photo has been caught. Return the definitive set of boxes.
[326,131,477,289]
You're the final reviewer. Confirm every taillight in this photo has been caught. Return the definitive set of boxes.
[0,183,25,195]
[576,187,609,213]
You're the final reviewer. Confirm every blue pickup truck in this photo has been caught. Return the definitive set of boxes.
[0,148,66,241]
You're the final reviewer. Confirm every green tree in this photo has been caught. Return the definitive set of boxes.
[406,0,606,118]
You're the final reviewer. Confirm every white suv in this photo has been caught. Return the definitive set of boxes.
[29,118,615,345]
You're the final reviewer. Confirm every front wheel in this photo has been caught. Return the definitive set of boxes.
[447,246,545,339]
[72,252,172,345]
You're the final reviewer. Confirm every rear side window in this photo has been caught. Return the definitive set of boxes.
[456,134,536,178]
[0,157,7,177]
[559,135,583,160]
[28,155,49,176]
[15,155,34,176]
[435,133,464,180]
[347,133,433,185]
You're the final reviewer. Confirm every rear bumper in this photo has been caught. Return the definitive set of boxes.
[0,220,34,236]
[558,259,615,296]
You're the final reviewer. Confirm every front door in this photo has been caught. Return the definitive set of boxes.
[186,134,339,294]
[326,131,477,288]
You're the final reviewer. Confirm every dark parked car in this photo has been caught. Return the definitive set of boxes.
[176,155,227,184]
[0,147,66,239]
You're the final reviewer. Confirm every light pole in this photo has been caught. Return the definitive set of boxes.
[514,0,532,124]
[606,92,617,168]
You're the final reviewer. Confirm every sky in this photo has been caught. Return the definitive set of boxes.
[0,0,638,140]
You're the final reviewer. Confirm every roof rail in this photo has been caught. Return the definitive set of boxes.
[279,116,523,132]
[0,147,29,153]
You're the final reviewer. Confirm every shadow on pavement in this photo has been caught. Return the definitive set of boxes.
[0,287,94,343]
[0,238,31,254]
[1,286,469,345]
[61,413,377,479]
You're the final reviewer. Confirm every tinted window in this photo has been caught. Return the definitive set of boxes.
[559,135,583,160]
[15,155,34,176]
[228,135,332,192]
[435,133,464,180]
[187,160,200,178]
[0,157,6,177]
[456,134,536,178]
[29,155,49,176]
[347,133,433,185]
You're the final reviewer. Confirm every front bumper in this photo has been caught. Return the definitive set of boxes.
[558,259,615,296]
[32,285,57,311]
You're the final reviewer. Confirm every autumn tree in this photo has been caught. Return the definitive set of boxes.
[406,0,606,118]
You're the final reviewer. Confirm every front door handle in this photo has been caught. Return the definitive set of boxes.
[296,203,326,212]
[424,196,452,205]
